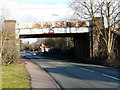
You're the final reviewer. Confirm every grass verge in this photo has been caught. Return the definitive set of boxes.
[2,63,31,88]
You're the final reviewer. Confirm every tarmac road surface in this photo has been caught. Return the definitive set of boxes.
[27,55,120,89]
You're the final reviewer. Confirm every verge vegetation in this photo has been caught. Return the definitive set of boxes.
[2,63,31,88]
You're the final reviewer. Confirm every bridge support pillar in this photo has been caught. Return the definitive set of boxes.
[74,33,90,60]
[3,20,20,62]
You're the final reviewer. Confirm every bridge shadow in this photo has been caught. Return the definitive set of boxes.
[23,56,119,86]
[41,62,119,85]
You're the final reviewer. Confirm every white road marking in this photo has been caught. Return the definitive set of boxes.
[59,62,64,64]
[80,67,119,81]
[102,74,120,81]
[49,62,120,81]
[80,67,95,72]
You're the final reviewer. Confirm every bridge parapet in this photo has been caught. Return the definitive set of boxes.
[16,21,92,35]
[16,21,92,29]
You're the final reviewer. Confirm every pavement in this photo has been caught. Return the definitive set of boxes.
[23,59,60,89]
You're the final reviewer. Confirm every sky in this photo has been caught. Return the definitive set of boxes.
[0,0,73,43]
[0,0,73,22]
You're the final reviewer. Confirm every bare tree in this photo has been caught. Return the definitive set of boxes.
[70,0,120,61]
[0,7,10,65]
[0,21,2,90]
[97,0,120,60]
[0,22,2,65]
[0,7,19,65]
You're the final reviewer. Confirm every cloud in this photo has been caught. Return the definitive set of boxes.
[1,0,70,5]
[0,0,73,22]
[0,0,73,43]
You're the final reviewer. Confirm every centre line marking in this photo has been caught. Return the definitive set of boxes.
[80,67,95,72]
[80,67,119,81]
[102,74,120,81]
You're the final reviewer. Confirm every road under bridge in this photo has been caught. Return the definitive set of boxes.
[4,20,92,60]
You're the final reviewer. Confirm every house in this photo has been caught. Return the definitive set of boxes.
[40,43,50,52]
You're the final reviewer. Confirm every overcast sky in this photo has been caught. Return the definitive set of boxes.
[0,0,73,43]
[0,0,73,22]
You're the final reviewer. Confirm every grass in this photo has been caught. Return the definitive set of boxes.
[0,65,2,89]
[2,63,31,88]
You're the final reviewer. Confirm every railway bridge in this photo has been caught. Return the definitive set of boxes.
[4,20,92,60]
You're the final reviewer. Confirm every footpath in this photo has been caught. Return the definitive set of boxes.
[23,59,60,89]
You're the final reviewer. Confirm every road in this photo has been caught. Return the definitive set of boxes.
[25,55,120,88]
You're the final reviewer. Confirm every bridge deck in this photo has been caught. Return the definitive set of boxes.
[19,33,89,38]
